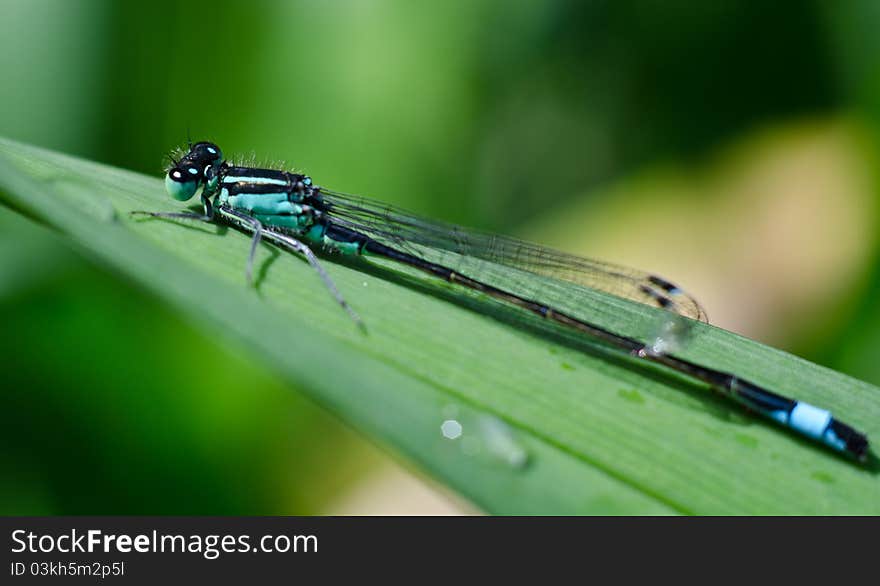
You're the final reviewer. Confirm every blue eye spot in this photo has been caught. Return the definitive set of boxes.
[188,167,198,175]
[207,147,216,154]
[303,177,312,186]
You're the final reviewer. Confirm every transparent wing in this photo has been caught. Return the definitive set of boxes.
[318,189,708,322]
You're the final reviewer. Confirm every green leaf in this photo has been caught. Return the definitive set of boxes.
[1,136,877,514]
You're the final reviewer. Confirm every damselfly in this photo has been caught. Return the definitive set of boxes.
[134,141,870,462]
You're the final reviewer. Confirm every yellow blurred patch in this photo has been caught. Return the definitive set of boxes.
[526,118,878,348]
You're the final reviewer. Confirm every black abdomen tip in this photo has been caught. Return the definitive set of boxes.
[829,419,870,461]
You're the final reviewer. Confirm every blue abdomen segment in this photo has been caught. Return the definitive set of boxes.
[767,402,848,453]
[789,403,848,452]
[301,223,363,256]
[789,403,832,438]
[731,377,859,456]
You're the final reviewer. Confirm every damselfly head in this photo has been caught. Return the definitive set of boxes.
[164,141,224,201]
[189,141,223,164]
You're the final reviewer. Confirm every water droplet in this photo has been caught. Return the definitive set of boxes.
[440,419,463,440]
[617,388,645,404]
[103,203,119,223]
[437,408,530,470]
[810,470,834,484]
[85,197,117,223]
[644,313,692,356]
[477,416,529,469]
[734,433,758,448]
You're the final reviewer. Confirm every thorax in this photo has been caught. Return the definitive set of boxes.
[213,165,323,234]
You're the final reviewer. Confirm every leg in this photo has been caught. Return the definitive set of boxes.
[265,228,365,330]
[131,194,215,224]
[218,210,263,286]
[245,224,262,286]
[219,207,364,329]
[130,211,213,222]
[132,207,262,285]
[215,208,265,287]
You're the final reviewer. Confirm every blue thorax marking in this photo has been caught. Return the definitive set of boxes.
[216,165,322,235]
[213,166,358,256]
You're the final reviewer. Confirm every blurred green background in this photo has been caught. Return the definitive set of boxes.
[1,0,879,514]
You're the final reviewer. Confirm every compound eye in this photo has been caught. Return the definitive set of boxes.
[165,167,199,201]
